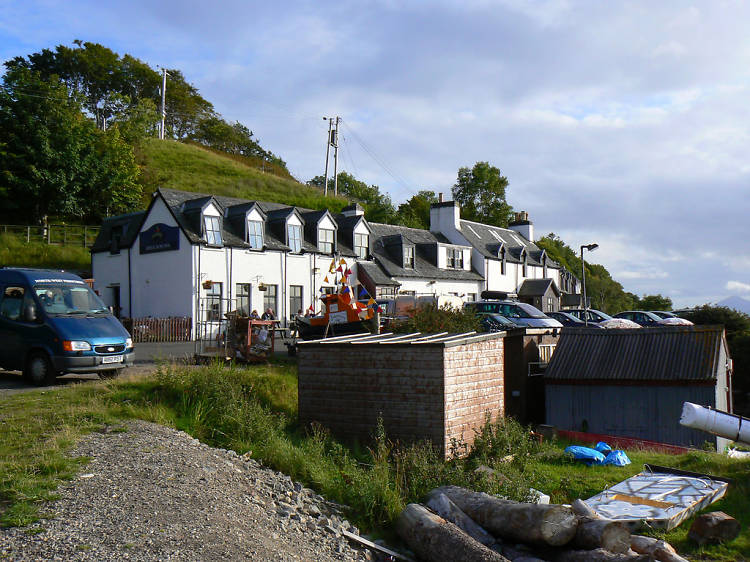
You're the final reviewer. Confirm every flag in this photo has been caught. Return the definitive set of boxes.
[336,265,343,273]
[339,258,346,265]
[344,268,352,276]
[342,286,349,294]
[324,276,329,283]
[368,298,376,305]
[359,288,367,298]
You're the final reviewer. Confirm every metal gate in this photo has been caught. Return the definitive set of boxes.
[194,296,236,359]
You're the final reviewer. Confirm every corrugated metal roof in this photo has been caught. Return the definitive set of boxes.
[544,326,727,382]
[297,330,503,348]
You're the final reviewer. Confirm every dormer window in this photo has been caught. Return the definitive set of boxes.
[288,224,302,253]
[247,220,263,249]
[204,216,222,246]
[319,228,334,253]
[354,233,369,259]
[447,248,463,269]
[404,246,414,268]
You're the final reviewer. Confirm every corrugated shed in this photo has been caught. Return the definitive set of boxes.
[544,326,727,382]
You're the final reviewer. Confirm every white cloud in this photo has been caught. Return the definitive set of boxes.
[726,281,750,294]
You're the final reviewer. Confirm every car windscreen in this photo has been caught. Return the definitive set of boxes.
[472,302,545,318]
[34,282,108,315]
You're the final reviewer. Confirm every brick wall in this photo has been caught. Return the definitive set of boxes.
[298,336,504,459]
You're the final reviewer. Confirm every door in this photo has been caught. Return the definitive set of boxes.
[0,285,44,370]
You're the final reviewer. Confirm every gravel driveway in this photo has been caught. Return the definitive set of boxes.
[0,420,375,561]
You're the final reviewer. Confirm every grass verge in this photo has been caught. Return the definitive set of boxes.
[0,362,747,560]
[0,234,91,272]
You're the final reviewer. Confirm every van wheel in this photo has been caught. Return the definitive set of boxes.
[99,369,120,380]
[24,351,56,386]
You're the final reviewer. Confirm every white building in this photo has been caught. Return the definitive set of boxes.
[91,188,578,332]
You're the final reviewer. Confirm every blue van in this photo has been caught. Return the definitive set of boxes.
[0,268,134,385]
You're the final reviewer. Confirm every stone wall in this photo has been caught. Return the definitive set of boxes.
[298,336,504,459]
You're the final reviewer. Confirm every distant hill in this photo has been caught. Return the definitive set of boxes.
[717,296,750,315]
[136,138,349,212]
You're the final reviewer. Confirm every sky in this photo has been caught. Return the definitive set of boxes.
[1,0,749,308]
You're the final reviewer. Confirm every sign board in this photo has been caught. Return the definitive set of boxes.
[140,223,180,254]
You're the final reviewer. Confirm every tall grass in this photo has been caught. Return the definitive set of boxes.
[0,233,91,272]
[136,139,350,212]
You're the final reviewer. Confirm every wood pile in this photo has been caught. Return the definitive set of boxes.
[396,486,688,562]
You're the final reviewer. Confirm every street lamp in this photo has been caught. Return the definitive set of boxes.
[580,243,599,326]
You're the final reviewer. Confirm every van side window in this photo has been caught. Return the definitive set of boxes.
[1,286,26,321]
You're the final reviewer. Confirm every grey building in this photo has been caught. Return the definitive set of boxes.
[544,326,732,448]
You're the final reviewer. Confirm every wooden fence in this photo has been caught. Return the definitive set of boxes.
[1,224,100,247]
[121,317,192,343]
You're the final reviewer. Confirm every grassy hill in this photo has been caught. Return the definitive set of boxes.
[136,138,349,211]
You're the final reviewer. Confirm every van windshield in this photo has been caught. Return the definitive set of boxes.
[34,282,109,315]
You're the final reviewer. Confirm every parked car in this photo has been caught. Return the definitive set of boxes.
[465,300,562,328]
[614,310,665,327]
[0,268,134,385]
[651,311,678,320]
[478,313,520,332]
[565,308,613,325]
[547,311,603,328]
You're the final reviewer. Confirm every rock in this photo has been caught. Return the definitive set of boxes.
[688,511,740,545]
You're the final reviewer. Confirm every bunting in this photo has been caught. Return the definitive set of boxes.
[344,268,352,277]
[339,258,346,265]
[324,276,329,283]
[359,288,368,298]
[336,265,344,273]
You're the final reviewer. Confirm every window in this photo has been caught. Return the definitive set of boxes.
[318,228,334,253]
[404,246,414,268]
[110,225,123,255]
[236,283,251,316]
[263,284,277,316]
[1,286,27,321]
[376,286,396,299]
[290,285,303,316]
[354,233,369,259]
[204,216,222,246]
[547,296,554,312]
[288,224,302,253]
[247,220,263,249]
[447,248,463,269]
[466,293,476,302]
[205,282,222,322]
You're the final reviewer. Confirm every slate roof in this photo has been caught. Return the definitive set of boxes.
[91,211,146,252]
[369,222,483,282]
[358,261,400,287]
[518,278,560,297]
[458,219,558,268]
[544,326,728,382]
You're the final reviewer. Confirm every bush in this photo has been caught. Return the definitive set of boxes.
[391,304,480,334]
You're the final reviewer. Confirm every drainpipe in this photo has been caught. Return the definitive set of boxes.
[127,247,132,317]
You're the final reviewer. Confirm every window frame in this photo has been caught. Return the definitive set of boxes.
[203,215,223,246]
[354,233,369,259]
[446,248,463,269]
[403,246,414,269]
[318,228,334,254]
[247,220,263,250]
[263,284,278,316]
[236,283,251,316]
[205,282,223,322]
[288,224,302,253]
[289,285,303,316]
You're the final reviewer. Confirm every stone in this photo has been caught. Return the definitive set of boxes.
[688,511,740,545]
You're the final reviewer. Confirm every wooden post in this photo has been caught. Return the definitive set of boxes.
[63,225,67,245]
[26,226,30,242]
[83,226,87,247]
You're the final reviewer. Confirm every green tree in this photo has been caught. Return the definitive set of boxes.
[0,68,141,223]
[395,190,438,229]
[636,294,673,311]
[452,162,514,227]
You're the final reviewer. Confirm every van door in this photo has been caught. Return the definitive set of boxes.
[0,285,45,370]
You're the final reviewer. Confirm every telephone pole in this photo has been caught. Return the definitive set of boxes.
[333,117,341,196]
[322,116,341,196]
[160,68,168,140]
[323,117,333,196]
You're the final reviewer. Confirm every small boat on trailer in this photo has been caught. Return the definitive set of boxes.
[295,291,379,341]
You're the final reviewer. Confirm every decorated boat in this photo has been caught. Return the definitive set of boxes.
[295,257,380,341]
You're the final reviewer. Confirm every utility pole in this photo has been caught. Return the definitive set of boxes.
[160,68,168,140]
[333,116,341,196]
[323,117,333,196]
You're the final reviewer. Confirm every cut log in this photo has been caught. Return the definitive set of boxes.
[630,535,687,562]
[396,503,510,562]
[433,486,578,547]
[554,548,652,562]
[425,492,496,546]
[573,516,631,553]
[688,511,741,545]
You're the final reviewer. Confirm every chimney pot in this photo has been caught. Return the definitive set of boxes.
[438,192,443,203]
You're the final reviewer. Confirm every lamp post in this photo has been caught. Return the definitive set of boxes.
[580,243,599,326]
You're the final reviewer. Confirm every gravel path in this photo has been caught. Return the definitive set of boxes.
[0,420,376,561]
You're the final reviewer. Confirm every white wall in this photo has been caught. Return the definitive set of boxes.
[395,277,481,300]
[92,250,130,315]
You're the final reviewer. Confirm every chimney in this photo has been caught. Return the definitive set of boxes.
[438,192,444,203]
[341,203,364,218]
[508,211,534,242]
[429,200,461,233]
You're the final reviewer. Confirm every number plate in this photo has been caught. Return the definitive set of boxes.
[102,355,123,364]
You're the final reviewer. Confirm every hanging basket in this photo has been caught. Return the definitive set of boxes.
[202,280,213,289]
[258,283,267,292]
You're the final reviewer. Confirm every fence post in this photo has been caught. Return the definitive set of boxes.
[63,226,67,246]
[26,226,30,243]
[47,225,51,244]
[83,226,87,247]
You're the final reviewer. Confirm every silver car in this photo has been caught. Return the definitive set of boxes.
[466,300,563,328]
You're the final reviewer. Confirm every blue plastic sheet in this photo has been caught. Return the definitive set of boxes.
[594,441,612,454]
[603,450,631,466]
[564,445,605,465]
